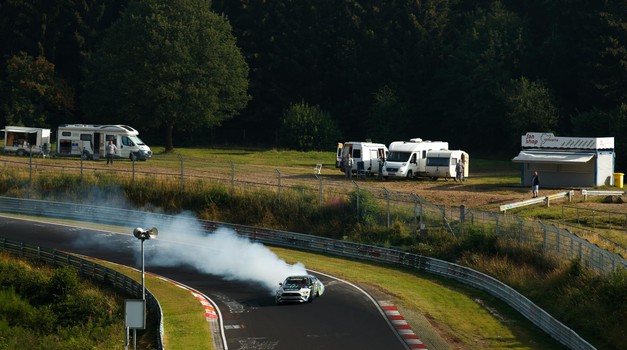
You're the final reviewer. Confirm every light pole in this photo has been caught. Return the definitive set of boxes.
[133,227,158,300]
[127,227,157,350]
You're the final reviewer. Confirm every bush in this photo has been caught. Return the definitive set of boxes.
[279,101,341,151]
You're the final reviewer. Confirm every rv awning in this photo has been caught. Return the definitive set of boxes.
[512,151,595,163]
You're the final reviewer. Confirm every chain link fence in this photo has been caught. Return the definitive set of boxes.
[1,154,625,273]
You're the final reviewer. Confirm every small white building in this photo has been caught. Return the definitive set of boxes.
[512,132,615,188]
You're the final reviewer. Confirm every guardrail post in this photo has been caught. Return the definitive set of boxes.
[275,169,281,206]
[315,174,322,209]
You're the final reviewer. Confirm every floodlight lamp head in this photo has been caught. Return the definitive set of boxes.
[133,227,158,240]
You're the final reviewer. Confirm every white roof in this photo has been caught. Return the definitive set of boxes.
[2,126,49,133]
[512,151,595,164]
[521,132,614,150]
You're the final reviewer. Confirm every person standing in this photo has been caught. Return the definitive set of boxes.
[345,154,354,179]
[455,159,464,182]
[105,140,117,165]
[531,171,540,198]
[378,154,385,180]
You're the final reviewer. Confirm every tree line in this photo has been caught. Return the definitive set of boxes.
[0,0,625,165]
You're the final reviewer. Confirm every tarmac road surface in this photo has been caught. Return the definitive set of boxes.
[0,216,409,350]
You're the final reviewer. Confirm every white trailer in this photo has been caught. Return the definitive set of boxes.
[2,126,51,157]
[56,124,152,161]
[425,150,469,180]
[383,138,449,178]
[336,141,388,175]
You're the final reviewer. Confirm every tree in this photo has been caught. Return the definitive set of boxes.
[366,86,409,145]
[82,0,250,151]
[432,1,528,152]
[502,76,558,151]
[279,101,341,151]
[0,52,75,128]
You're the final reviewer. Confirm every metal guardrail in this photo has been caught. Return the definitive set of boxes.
[0,237,164,350]
[500,190,574,212]
[0,197,597,350]
[581,189,625,200]
[1,154,621,272]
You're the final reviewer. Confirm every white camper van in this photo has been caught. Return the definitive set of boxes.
[2,126,51,157]
[56,124,152,161]
[336,141,388,176]
[383,138,449,178]
[425,150,469,180]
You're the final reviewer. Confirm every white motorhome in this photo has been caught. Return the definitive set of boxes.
[383,138,449,178]
[56,124,152,161]
[2,126,51,157]
[425,150,469,180]
[336,141,388,175]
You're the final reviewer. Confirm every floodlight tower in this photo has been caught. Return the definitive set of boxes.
[133,227,158,300]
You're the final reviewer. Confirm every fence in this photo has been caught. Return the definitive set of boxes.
[0,154,625,273]
[0,198,597,350]
[0,236,164,350]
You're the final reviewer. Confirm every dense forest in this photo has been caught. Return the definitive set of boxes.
[0,0,625,163]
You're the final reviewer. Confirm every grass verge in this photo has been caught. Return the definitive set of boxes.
[86,258,214,350]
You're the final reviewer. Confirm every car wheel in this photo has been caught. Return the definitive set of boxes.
[407,170,413,178]
[130,153,137,161]
[16,149,25,157]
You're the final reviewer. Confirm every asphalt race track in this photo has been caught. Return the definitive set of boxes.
[0,216,408,350]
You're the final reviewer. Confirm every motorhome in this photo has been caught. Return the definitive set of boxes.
[2,126,51,157]
[336,141,388,176]
[383,138,449,178]
[56,124,152,161]
[425,150,469,180]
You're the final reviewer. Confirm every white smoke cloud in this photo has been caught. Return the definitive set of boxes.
[143,212,307,293]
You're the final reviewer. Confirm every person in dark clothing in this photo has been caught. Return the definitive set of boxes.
[531,171,540,198]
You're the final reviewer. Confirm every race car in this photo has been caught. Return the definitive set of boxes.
[275,275,325,304]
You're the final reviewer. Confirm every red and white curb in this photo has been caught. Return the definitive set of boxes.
[379,301,428,349]
[191,291,218,320]
[146,272,218,321]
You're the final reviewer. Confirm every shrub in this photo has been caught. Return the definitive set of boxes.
[279,101,341,151]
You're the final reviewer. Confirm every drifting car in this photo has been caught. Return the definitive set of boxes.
[275,275,325,304]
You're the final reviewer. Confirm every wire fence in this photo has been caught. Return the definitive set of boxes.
[1,153,625,273]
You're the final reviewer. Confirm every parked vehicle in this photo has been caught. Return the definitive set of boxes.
[383,138,449,178]
[336,141,388,176]
[56,124,152,161]
[425,150,469,180]
[1,126,51,157]
[275,275,325,304]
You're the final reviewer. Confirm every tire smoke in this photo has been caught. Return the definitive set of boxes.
[143,213,307,293]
